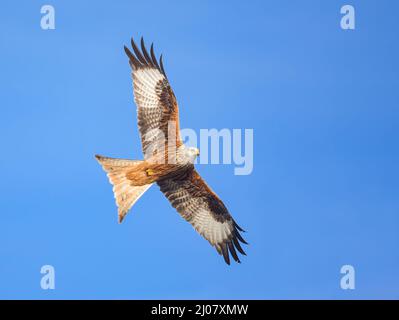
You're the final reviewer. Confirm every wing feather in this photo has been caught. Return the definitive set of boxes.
[140,37,155,67]
[124,37,181,158]
[159,54,167,79]
[157,170,247,265]
[131,37,147,65]
[150,43,161,70]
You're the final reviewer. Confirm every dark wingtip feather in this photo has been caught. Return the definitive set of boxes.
[124,45,138,68]
[232,237,247,256]
[234,220,246,232]
[140,37,154,67]
[123,45,133,59]
[228,241,240,263]
[150,43,161,70]
[131,37,147,65]
[220,243,230,265]
[235,228,249,245]
[126,36,168,77]
[159,54,167,78]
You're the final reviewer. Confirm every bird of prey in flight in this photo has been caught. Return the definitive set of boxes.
[95,37,247,264]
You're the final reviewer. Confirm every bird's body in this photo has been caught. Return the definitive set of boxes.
[95,37,247,265]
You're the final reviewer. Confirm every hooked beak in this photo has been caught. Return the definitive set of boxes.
[196,149,200,156]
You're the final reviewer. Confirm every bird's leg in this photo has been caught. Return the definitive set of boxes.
[146,168,154,176]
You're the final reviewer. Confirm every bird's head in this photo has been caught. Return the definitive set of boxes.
[183,146,200,163]
[188,146,200,157]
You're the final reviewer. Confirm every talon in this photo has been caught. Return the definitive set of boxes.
[146,168,154,176]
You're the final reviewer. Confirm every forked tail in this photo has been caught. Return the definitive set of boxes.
[95,155,152,223]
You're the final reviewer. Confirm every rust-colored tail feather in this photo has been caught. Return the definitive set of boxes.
[95,155,152,223]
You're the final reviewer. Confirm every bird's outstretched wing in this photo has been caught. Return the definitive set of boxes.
[124,37,182,159]
[157,170,248,265]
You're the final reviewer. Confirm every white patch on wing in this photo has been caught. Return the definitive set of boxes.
[133,68,164,109]
[163,178,235,248]
[191,208,234,248]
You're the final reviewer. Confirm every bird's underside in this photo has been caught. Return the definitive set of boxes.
[95,37,248,265]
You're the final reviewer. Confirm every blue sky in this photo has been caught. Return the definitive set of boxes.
[0,0,398,299]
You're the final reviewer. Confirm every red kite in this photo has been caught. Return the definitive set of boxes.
[96,37,247,264]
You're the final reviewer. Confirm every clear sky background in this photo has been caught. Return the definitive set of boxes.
[0,0,398,299]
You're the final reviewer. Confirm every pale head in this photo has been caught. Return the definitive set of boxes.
[177,145,200,164]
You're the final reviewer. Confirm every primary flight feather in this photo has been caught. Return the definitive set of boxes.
[95,37,247,265]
